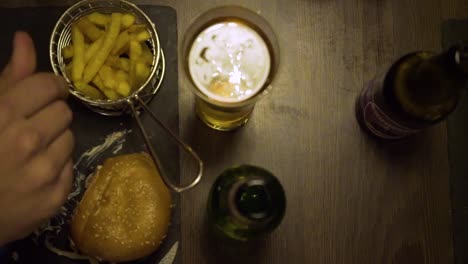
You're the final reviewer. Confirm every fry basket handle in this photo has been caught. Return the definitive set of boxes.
[127,97,203,193]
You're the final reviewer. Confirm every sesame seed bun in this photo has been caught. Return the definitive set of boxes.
[71,153,171,262]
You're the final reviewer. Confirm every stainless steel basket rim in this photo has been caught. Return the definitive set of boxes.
[49,0,162,107]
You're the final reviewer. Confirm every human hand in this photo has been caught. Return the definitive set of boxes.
[0,31,74,245]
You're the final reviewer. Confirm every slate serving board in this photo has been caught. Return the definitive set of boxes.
[0,5,181,264]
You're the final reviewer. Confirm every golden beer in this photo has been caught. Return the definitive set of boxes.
[182,7,279,131]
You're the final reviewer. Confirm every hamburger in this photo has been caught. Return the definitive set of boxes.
[70,153,171,262]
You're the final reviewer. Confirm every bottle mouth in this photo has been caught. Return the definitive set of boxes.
[234,179,273,221]
[453,43,468,77]
[222,165,286,230]
[454,47,468,91]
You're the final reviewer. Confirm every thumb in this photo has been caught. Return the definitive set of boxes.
[0,31,37,92]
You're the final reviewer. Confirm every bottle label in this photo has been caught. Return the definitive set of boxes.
[358,78,420,139]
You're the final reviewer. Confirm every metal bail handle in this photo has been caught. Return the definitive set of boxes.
[127,96,203,193]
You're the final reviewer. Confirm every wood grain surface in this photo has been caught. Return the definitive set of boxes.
[3,0,468,263]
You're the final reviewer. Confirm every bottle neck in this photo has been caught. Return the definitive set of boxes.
[428,46,468,83]
[408,47,466,105]
[387,46,468,124]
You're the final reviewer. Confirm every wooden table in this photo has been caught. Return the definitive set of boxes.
[4,0,468,263]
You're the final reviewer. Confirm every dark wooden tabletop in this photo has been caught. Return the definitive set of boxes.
[175,1,468,263]
[3,0,468,263]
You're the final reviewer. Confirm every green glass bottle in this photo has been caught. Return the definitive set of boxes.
[355,44,468,139]
[207,165,286,242]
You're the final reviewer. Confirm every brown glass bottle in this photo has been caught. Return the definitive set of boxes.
[356,45,468,139]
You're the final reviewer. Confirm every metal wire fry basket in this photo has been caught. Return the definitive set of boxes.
[50,0,164,115]
[49,0,203,193]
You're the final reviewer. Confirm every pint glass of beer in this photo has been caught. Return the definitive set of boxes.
[181,6,280,131]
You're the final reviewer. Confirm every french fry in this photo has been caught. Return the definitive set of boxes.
[105,56,119,69]
[84,37,104,64]
[92,75,105,90]
[129,40,142,87]
[111,30,130,55]
[75,82,105,100]
[102,87,120,100]
[114,69,131,96]
[62,44,90,60]
[132,29,150,42]
[121,13,136,29]
[92,75,120,100]
[118,58,130,72]
[83,13,122,84]
[71,25,85,83]
[62,45,74,59]
[112,66,131,97]
[98,65,116,90]
[105,56,130,72]
[116,81,131,97]
[129,68,135,88]
[105,56,119,65]
[86,12,109,27]
[87,12,135,29]
[141,43,153,65]
[76,18,104,41]
[65,62,72,77]
[127,24,146,33]
[115,70,129,81]
[129,40,142,61]
[134,62,150,88]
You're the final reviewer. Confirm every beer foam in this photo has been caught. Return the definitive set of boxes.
[188,21,271,103]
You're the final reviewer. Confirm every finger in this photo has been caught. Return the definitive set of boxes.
[0,32,37,92]
[44,159,73,217]
[0,100,19,131]
[0,73,68,117]
[0,119,41,173]
[28,100,72,148]
[21,130,74,190]
[3,158,71,242]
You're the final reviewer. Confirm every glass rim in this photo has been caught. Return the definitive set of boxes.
[180,5,280,108]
